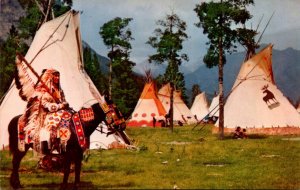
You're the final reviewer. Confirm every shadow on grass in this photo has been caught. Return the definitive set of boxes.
[27,181,96,190]
[221,134,268,140]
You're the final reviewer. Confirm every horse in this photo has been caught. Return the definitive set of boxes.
[8,101,130,189]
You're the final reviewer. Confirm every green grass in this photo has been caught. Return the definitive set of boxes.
[1,125,300,189]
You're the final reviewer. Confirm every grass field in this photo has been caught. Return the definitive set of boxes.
[1,124,300,189]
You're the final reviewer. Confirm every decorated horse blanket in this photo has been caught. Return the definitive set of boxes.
[17,108,94,152]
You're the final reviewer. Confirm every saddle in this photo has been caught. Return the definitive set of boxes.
[17,109,89,153]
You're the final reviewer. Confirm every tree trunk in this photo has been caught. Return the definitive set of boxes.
[218,36,224,140]
[109,47,113,99]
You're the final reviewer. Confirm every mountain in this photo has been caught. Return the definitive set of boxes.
[0,0,25,40]
[82,41,110,73]
[185,46,300,105]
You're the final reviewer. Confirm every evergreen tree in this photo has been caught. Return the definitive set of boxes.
[0,25,28,99]
[83,47,108,94]
[147,12,189,131]
[194,0,254,139]
[0,0,72,99]
[99,17,139,117]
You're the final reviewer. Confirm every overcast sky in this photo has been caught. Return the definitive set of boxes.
[72,0,300,73]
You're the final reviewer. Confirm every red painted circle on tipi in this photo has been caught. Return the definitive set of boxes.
[151,113,156,117]
[142,113,147,117]
[134,113,138,117]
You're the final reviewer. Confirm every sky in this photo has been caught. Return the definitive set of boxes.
[72,0,300,73]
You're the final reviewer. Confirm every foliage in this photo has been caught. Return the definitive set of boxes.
[147,13,189,98]
[0,0,72,100]
[194,0,254,67]
[194,0,255,138]
[1,125,300,189]
[99,17,139,117]
[0,26,28,99]
[83,47,108,94]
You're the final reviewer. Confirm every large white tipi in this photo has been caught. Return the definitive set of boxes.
[127,81,166,127]
[215,44,300,134]
[158,83,196,124]
[0,11,129,148]
[190,92,209,122]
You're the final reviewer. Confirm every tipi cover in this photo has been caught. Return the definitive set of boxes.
[208,94,219,117]
[127,81,166,127]
[158,83,196,124]
[215,44,300,134]
[190,92,209,121]
[0,11,129,148]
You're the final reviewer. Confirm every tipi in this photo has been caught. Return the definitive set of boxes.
[215,44,300,134]
[208,94,219,118]
[0,11,129,148]
[297,103,300,114]
[127,81,166,127]
[158,83,196,124]
[190,92,209,122]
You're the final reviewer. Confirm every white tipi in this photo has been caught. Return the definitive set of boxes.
[127,81,167,127]
[190,92,209,122]
[0,11,129,148]
[158,83,196,124]
[215,44,300,134]
[208,94,219,118]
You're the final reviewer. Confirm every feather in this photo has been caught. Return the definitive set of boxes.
[15,56,35,101]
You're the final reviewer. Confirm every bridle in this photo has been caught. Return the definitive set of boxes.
[99,101,126,133]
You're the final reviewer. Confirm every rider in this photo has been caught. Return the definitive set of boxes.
[23,69,69,151]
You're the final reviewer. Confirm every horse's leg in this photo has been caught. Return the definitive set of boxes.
[10,145,29,189]
[74,151,83,189]
[61,152,71,189]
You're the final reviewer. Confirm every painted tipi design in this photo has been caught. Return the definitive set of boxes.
[0,11,129,148]
[158,83,196,124]
[215,44,300,134]
[127,81,166,127]
[190,92,209,122]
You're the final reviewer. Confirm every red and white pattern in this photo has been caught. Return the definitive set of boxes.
[72,113,86,149]
[79,108,94,122]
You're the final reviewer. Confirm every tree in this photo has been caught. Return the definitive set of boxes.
[99,17,139,117]
[0,25,28,99]
[99,17,133,99]
[83,47,108,94]
[147,12,189,131]
[0,0,72,99]
[194,0,254,139]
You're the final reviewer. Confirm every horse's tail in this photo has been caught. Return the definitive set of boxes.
[8,115,22,153]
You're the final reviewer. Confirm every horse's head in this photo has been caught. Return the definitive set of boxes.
[89,99,126,133]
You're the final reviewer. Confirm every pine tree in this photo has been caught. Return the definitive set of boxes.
[194,0,254,139]
[147,12,189,131]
